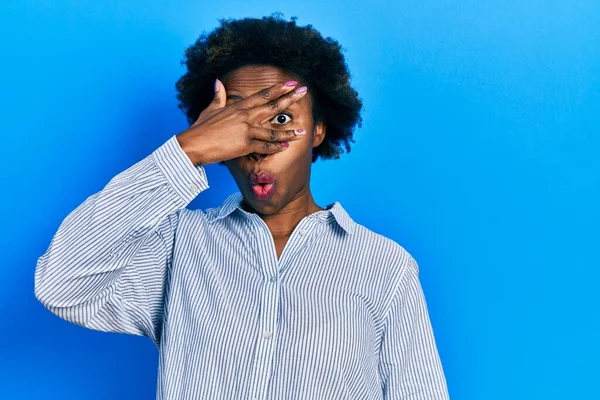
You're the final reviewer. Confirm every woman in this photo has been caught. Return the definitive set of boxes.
[34,14,449,399]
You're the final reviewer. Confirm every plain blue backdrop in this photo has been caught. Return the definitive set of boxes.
[1,1,599,399]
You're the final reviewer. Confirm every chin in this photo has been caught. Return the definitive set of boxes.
[243,193,281,215]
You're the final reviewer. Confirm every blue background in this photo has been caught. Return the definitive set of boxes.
[1,1,599,399]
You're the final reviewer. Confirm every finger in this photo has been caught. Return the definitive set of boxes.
[250,86,308,123]
[205,78,227,111]
[249,126,306,143]
[241,80,299,109]
[250,139,290,155]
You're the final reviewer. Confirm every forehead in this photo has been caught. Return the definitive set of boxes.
[221,65,304,95]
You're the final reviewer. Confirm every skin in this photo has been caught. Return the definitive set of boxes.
[220,65,327,258]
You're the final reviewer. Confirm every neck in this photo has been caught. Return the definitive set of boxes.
[258,188,324,239]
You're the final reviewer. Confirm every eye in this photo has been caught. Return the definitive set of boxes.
[270,113,292,125]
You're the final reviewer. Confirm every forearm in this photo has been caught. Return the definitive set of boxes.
[34,134,208,331]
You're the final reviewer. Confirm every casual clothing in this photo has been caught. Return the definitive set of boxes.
[35,134,449,399]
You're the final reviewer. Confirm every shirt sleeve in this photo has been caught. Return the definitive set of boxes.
[34,134,209,347]
[378,256,450,399]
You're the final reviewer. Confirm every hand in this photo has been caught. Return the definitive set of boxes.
[176,79,308,166]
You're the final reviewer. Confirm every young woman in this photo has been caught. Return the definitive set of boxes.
[35,14,449,400]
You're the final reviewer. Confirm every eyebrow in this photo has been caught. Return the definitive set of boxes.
[226,93,298,109]
[227,94,245,101]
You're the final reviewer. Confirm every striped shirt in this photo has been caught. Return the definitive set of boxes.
[34,134,449,399]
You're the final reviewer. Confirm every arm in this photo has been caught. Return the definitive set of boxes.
[34,134,208,347]
[379,257,450,399]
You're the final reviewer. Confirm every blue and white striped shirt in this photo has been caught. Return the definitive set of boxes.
[34,134,449,399]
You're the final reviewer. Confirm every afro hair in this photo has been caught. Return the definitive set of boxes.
[175,12,363,162]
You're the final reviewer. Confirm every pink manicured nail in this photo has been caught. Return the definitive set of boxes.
[294,129,306,135]
[281,141,289,148]
[294,86,307,94]
[284,80,298,87]
[214,78,220,92]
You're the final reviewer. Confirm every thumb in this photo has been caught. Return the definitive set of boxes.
[208,78,226,110]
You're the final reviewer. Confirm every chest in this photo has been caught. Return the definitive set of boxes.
[273,236,288,260]
[165,222,383,359]
[163,254,381,390]
[159,217,390,397]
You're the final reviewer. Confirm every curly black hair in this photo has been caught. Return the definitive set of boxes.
[175,12,363,162]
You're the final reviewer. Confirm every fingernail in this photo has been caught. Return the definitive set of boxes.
[281,141,289,148]
[294,129,306,135]
[295,86,307,94]
[284,80,298,87]
[214,78,220,92]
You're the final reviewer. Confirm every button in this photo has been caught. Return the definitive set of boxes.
[189,184,199,194]
[263,331,272,339]
[270,275,277,282]
[299,229,307,236]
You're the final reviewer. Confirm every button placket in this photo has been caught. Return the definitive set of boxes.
[260,272,279,342]
[278,220,329,280]
[248,215,324,399]
[248,216,281,400]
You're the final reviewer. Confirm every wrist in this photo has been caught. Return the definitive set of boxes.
[176,132,202,166]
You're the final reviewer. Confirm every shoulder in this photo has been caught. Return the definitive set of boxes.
[348,221,418,280]
[174,193,251,239]
[176,205,227,226]
[342,221,421,319]
[330,201,417,278]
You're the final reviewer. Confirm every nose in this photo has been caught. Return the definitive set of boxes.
[249,152,268,162]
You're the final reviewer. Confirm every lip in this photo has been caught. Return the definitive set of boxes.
[248,171,276,201]
[249,171,276,185]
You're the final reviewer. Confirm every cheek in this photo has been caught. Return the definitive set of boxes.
[280,138,312,165]
[225,159,248,180]
[280,143,312,179]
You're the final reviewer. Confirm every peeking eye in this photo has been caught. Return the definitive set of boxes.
[270,113,292,125]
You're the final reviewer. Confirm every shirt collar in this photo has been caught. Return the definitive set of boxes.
[208,192,355,235]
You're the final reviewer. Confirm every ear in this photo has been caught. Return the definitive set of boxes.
[312,120,327,148]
